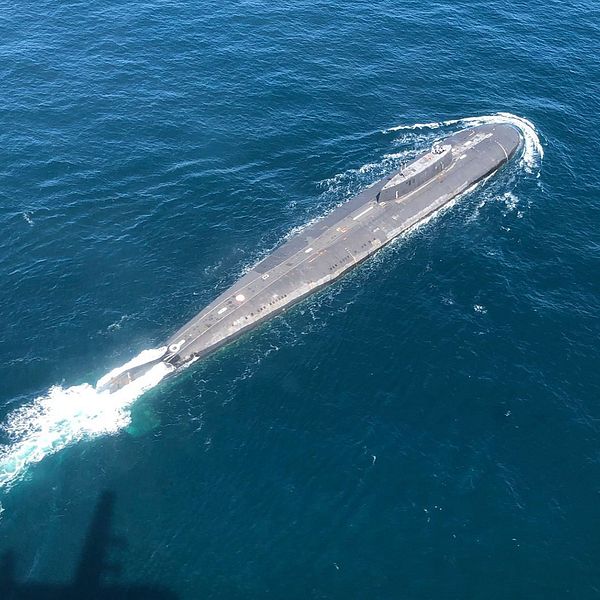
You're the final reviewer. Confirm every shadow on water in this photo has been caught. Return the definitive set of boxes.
[0,491,178,600]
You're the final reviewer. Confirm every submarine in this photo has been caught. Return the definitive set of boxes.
[99,122,522,393]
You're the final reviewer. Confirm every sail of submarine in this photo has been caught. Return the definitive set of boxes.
[100,122,523,393]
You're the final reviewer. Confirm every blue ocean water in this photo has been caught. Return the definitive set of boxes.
[1,0,599,597]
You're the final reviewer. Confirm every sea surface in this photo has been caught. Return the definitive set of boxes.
[1,1,599,598]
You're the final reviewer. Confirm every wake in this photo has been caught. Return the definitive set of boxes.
[0,348,172,490]
[383,112,544,174]
[0,112,543,491]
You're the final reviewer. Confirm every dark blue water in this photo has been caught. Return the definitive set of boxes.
[1,1,599,597]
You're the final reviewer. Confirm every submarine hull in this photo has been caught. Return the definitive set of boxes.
[100,123,522,392]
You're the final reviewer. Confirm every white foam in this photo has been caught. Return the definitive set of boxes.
[0,348,173,490]
[501,191,520,213]
[384,112,544,174]
[95,346,168,388]
[386,121,445,132]
[106,314,132,332]
[318,146,419,196]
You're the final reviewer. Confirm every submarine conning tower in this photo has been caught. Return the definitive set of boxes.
[378,143,452,202]
[97,123,524,395]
